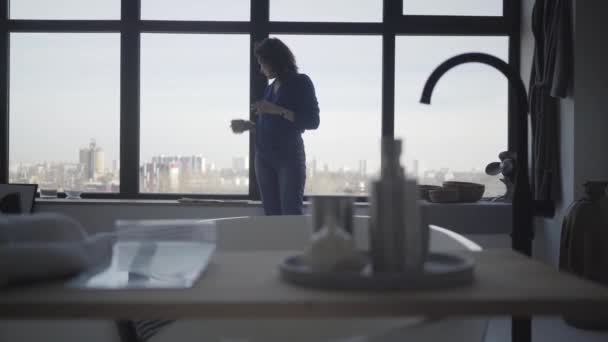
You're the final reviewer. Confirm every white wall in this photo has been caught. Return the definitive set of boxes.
[573,1,608,196]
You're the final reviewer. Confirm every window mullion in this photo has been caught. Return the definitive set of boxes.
[382,0,396,138]
[0,0,8,183]
[249,0,269,201]
[119,0,141,197]
[507,0,521,152]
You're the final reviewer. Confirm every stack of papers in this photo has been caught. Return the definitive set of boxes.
[67,219,216,289]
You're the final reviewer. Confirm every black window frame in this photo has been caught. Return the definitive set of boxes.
[0,0,521,201]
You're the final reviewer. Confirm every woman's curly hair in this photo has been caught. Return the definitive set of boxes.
[254,38,298,78]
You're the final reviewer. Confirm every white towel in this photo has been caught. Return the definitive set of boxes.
[0,213,114,286]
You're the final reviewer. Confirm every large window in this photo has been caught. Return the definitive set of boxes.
[140,34,249,194]
[0,1,517,200]
[141,0,250,21]
[9,33,120,193]
[395,36,509,197]
[402,0,503,16]
[10,0,120,19]
[270,0,382,22]
[273,35,382,195]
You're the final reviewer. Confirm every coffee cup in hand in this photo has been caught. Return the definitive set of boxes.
[230,119,250,134]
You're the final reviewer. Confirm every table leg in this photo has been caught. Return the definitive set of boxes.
[512,317,532,342]
[116,320,138,342]
[511,203,533,342]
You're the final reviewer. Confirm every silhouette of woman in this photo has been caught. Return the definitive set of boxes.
[231,38,320,215]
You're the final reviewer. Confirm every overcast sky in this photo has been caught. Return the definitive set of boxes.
[8,0,507,173]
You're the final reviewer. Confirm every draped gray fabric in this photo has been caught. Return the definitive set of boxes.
[529,0,573,201]
[132,319,175,342]
[116,319,175,342]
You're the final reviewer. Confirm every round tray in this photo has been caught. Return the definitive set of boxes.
[279,252,474,291]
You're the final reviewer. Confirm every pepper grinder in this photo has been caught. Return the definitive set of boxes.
[369,138,428,273]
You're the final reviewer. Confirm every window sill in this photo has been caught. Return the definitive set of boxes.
[34,199,512,235]
[35,198,260,207]
[35,197,512,208]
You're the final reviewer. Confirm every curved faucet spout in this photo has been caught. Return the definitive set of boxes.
[420,52,528,110]
[419,52,533,256]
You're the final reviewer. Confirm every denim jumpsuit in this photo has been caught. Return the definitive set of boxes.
[255,72,320,215]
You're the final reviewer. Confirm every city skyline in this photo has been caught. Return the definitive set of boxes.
[9,137,505,198]
[8,136,502,176]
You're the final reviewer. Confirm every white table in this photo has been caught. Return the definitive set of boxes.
[1,249,607,320]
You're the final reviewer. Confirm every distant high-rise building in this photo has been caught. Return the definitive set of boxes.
[169,162,180,192]
[232,157,246,173]
[310,158,318,177]
[78,139,104,180]
[411,159,419,179]
[94,148,105,176]
[180,156,192,174]
[358,160,367,177]
[201,157,208,174]
[112,160,119,174]
[192,155,203,175]
[79,149,89,168]
[161,155,176,165]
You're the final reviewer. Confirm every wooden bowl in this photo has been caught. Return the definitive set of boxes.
[443,181,485,188]
[418,185,442,201]
[428,188,460,203]
[442,181,485,202]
